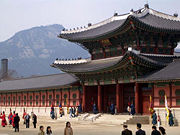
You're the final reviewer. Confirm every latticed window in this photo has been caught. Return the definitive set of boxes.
[3,97,6,105]
[13,96,15,105]
[30,96,33,106]
[36,95,39,105]
[64,94,67,106]
[56,94,59,106]
[8,96,10,105]
[24,96,26,106]
[42,95,45,106]
[72,94,77,106]
[49,95,52,106]
[159,90,165,105]
[18,96,21,105]
[175,89,180,105]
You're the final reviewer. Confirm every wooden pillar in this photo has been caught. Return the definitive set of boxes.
[82,85,86,112]
[152,83,154,108]
[69,89,71,106]
[33,92,35,107]
[135,83,139,114]
[119,84,124,112]
[46,91,48,107]
[116,83,120,113]
[60,90,62,106]
[53,90,55,106]
[39,91,41,107]
[169,83,172,108]
[98,85,102,112]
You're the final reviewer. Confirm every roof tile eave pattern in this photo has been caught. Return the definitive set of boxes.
[60,7,180,41]
[0,73,77,92]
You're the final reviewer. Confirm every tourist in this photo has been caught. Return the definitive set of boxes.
[14,113,20,132]
[152,110,157,125]
[46,126,53,135]
[38,126,45,135]
[168,110,174,126]
[64,121,73,135]
[78,104,82,113]
[59,104,63,117]
[67,107,70,114]
[127,105,131,115]
[130,103,135,115]
[75,106,78,117]
[22,109,27,124]
[110,103,115,115]
[8,110,13,125]
[50,104,55,119]
[0,111,7,127]
[121,124,132,135]
[93,103,98,114]
[32,113,37,128]
[151,125,161,135]
[159,127,166,135]
[73,107,76,117]
[12,111,16,128]
[136,123,146,135]
[25,113,30,128]
[69,107,73,118]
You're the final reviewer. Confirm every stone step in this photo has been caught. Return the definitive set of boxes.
[124,115,150,124]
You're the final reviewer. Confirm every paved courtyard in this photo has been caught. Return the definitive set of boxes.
[0,116,180,135]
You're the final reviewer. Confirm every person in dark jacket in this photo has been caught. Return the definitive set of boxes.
[32,113,37,128]
[169,110,174,126]
[121,124,132,135]
[152,110,157,125]
[130,103,136,115]
[25,113,30,128]
[14,113,20,132]
[136,123,146,135]
[151,126,161,135]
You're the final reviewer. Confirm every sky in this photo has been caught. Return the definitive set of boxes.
[0,0,180,42]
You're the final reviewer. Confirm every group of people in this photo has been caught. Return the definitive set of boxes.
[38,121,73,135]
[68,107,79,118]
[127,103,136,115]
[121,123,166,135]
[22,110,37,129]
[0,109,37,132]
[152,110,174,127]
[0,110,20,132]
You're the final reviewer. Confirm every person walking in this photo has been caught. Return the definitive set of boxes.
[46,126,53,135]
[130,103,135,115]
[12,111,16,128]
[22,109,27,124]
[152,110,157,125]
[25,113,30,128]
[8,110,13,125]
[159,127,166,135]
[69,107,73,118]
[168,110,174,126]
[33,113,37,128]
[151,126,161,135]
[136,123,146,135]
[64,121,73,135]
[0,111,7,127]
[14,113,20,132]
[121,124,132,135]
[38,126,45,135]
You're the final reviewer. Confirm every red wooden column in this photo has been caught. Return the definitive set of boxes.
[53,90,55,106]
[116,83,120,113]
[169,83,172,108]
[135,83,140,114]
[119,84,124,112]
[82,85,86,112]
[39,91,42,107]
[33,92,35,107]
[98,84,102,112]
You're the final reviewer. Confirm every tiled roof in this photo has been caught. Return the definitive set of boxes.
[60,6,180,41]
[138,59,180,82]
[0,73,77,91]
[52,50,178,73]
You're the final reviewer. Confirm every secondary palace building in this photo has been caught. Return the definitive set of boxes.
[1,5,180,121]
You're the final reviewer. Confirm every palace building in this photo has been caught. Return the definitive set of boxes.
[1,4,180,121]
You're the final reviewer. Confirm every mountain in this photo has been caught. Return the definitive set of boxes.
[0,24,89,77]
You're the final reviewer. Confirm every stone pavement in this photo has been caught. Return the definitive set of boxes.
[0,116,180,135]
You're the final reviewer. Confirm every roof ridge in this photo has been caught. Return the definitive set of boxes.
[0,73,68,82]
[148,8,180,22]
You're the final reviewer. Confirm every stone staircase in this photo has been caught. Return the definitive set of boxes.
[124,115,150,124]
